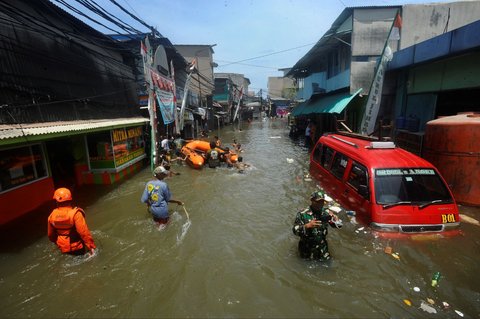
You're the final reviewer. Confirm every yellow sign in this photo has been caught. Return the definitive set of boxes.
[112,127,143,143]
[116,148,144,166]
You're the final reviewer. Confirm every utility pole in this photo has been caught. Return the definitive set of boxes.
[259,89,263,116]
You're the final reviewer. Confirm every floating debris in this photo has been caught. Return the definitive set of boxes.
[346,210,356,216]
[403,299,412,306]
[459,214,480,226]
[420,300,437,314]
[455,310,464,317]
[391,253,400,260]
[442,301,450,309]
[355,227,365,234]
[431,271,441,287]
[384,246,393,254]
[427,298,435,305]
[286,158,294,163]
[324,194,333,202]
[328,206,342,213]
[413,287,420,292]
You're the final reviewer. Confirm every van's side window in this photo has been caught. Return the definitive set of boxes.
[312,142,323,164]
[347,162,369,198]
[330,152,349,180]
[321,146,335,169]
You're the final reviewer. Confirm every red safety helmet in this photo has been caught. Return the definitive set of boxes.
[53,188,72,202]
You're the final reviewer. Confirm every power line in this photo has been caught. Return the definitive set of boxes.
[214,59,280,70]
[216,42,317,68]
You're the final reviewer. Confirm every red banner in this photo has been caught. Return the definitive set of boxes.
[150,69,174,93]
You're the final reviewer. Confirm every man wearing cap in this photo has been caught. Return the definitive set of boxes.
[141,166,183,226]
[292,190,340,260]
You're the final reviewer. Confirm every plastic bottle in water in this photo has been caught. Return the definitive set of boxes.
[346,210,356,216]
[431,272,441,287]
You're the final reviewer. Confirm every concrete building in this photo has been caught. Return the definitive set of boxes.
[267,68,296,117]
[213,73,250,124]
[174,44,217,137]
[287,2,480,137]
[267,68,296,100]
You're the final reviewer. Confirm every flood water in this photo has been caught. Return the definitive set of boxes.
[1,118,480,318]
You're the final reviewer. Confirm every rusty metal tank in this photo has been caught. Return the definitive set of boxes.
[423,113,480,206]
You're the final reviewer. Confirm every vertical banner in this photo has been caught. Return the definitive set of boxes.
[141,37,157,168]
[360,11,401,135]
[155,88,175,125]
[150,69,175,125]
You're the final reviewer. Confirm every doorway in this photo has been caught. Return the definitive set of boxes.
[45,138,76,190]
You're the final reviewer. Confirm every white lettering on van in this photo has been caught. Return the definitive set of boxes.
[376,168,435,176]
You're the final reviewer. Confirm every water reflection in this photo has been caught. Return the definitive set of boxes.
[0,118,479,318]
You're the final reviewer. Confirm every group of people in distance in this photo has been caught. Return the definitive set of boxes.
[47,134,341,262]
[204,136,249,172]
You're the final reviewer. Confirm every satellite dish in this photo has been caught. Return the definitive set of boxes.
[154,45,169,76]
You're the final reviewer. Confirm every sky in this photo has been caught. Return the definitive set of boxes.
[54,0,457,97]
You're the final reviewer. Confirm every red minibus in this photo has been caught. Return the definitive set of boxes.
[310,132,460,233]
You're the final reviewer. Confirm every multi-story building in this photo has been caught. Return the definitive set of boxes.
[287,2,480,137]
[174,44,217,136]
[213,73,250,124]
[268,68,297,117]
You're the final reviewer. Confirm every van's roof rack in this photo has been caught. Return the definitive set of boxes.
[329,135,359,148]
[334,131,379,141]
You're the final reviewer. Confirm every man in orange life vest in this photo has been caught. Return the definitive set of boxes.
[47,188,96,256]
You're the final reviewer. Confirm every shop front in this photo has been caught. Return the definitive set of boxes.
[0,118,149,225]
[84,126,146,184]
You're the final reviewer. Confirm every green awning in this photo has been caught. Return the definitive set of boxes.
[292,88,362,116]
[291,100,308,116]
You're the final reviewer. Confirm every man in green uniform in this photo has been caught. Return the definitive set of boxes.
[292,191,341,260]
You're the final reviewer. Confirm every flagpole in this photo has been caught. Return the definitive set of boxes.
[179,59,196,131]
[171,60,180,135]
[233,85,244,123]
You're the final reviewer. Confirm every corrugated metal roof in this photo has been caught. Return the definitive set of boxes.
[0,118,149,141]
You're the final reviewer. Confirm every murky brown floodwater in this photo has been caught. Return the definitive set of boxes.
[1,118,479,318]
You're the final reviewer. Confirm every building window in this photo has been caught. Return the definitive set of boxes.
[87,127,145,170]
[328,50,340,78]
[87,131,115,169]
[0,144,47,192]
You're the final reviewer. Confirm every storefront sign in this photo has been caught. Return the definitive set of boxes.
[115,148,145,166]
[112,127,142,143]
